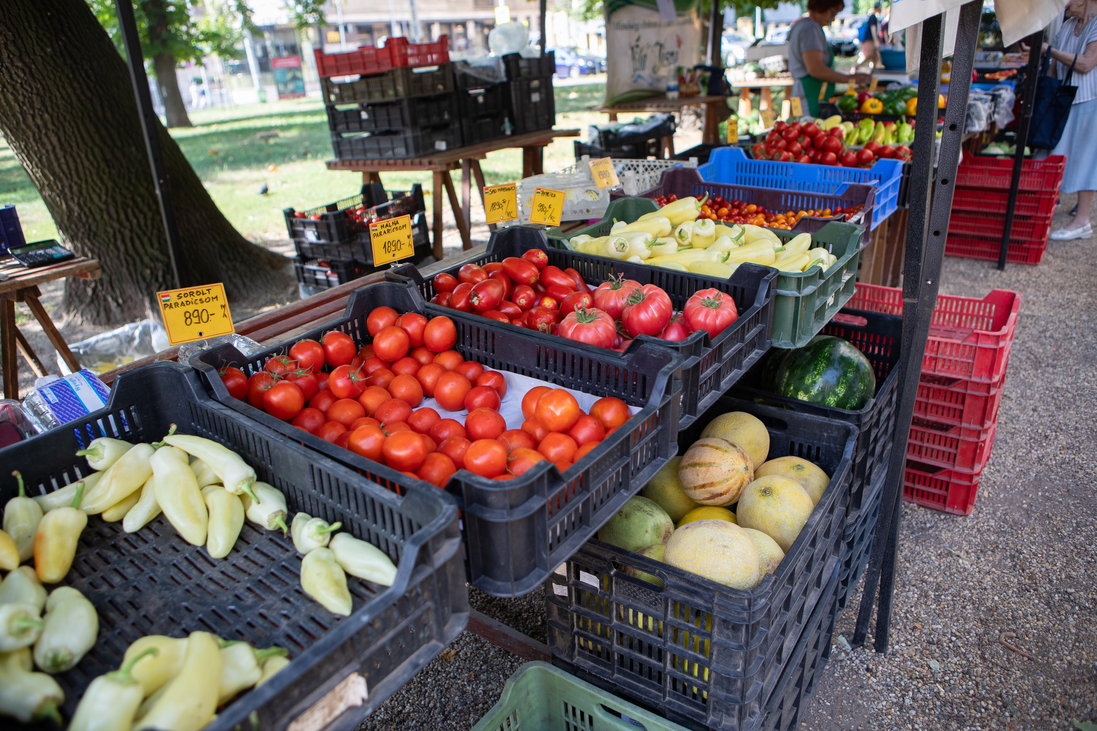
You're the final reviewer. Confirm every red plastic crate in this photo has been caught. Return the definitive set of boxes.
[914,374,1005,429]
[944,234,1047,265]
[952,187,1057,218]
[907,419,997,472]
[903,460,981,515]
[948,210,1053,244]
[314,36,449,78]
[389,35,450,67]
[954,152,1065,193]
[846,285,1021,383]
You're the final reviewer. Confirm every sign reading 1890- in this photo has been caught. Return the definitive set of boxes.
[369,214,415,266]
[157,283,235,345]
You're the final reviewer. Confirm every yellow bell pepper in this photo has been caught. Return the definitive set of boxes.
[938,93,946,108]
[860,97,884,114]
[906,97,917,115]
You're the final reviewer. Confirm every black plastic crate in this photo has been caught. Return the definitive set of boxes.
[546,396,856,731]
[294,256,373,290]
[285,184,427,246]
[332,124,462,160]
[293,209,432,265]
[674,143,725,165]
[507,75,556,134]
[593,115,677,149]
[0,363,466,731]
[574,139,660,161]
[837,468,884,614]
[460,114,508,146]
[190,279,683,598]
[731,308,902,523]
[325,93,458,133]
[896,161,912,209]
[393,226,776,429]
[455,82,508,120]
[504,51,556,79]
[321,63,456,105]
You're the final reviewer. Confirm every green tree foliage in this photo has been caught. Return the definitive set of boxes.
[87,0,241,63]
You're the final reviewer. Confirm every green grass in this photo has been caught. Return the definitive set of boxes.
[0,83,610,246]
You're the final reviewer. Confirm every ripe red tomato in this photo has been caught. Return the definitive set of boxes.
[219,366,248,400]
[489,271,512,301]
[361,356,387,375]
[391,356,421,377]
[408,407,441,435]
[559,291,594,315]
[450,282,474,311]
[329,364,368,399]
[395,313,428,348]
[349,416,381,431]
[464,439,508,478]
[476,371,507,399]
[382,431,427,472]
[417,452,457,488]
[315,421,347,443]
[558,308,616,348]
[521,249,548,270]
[433,350,464,371]
[388,374,424,408]
[416,363,446,397]
[469,279,505,312]
[366,368,395,390]
[348,425,386,461]
[291,407,326,434]
[821,151,838,166]
[284,370,319,402]
[375,398,414,426]
[423,316,457,353]
[263,354,296,377]
[454,360,485,383]
[366,307,399,337]
[502,257,539,286]
[521,417,549,445]
[535,390,581,432]
[247,371,277,409]
[373,326,410,363]
[434,372,472,412]
[498,429,536,452]
[506,448,545,477]
[658,314,691,342]
[357,344,375,360]
[465,408,506,440]
[620,285,673,338]
[526,306,556,333]
[857,148,876,165]
[458,263,487,284]
[309,389,338,415]
[410,345,435,366]
[564,268,590,294]
[574,442,599,462]
[322,331,356,368]
[327,398,366,427]
[289,339,325,373]
[512,284,537,310]
[522,386,552,420]
[434,272,459,293]
[683,288,739,337]
[464,385,501,412]
[430,419,467,444]
[590,397,630,431]
[567,414,606,447]
[538,432,578,463]
[593,277,642,320]
[438,436,471,469]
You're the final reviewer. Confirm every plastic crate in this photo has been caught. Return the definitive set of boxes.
[460,114,507,146]
[517,169,612,222]
[546,196,661,244]
[397,226,776,429]
[321,64,455,105]
[731,308,902,524]
[292,212,432,273]
[699,147,904,231]
[293,257,373,290]
[507,75,556,134]
[906,419,997,473]
[190,279,683,597]
[455,82,508,119]
[903,459,982,515]
[473,662,692,731]
[325,94,458,133]
[635,167,877,244]
[332,124,462,160]
[313,36,449,78]
[846,285,1021,383]
[564,157,696,199]
[674,143,725,165]
[503,51,556,80]
[0,363,467,731]
[575,139,661,161]
[546,396,856,731]
[954,152,1066,192]
[944,233,1048,266]
[948,209,1053,244]
[836,469,884,614]
[285,185,427,248]
[914,373,1005,429]
[388,35,450,68]
[951,186,1058,218]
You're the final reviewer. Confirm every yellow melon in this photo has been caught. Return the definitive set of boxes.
[676,506,736,528]
[699,412,770,469]
[640,457,700,523]
[741,527,785,574]
[736,476,814,552]
[677,438,754,506]
[755,456,829,506]
[663,520,762,590]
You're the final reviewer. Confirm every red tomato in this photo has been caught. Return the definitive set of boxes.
[366,368,395,390]
[857,148,876,165]
[496,301,523,319]
[433,350,464,371]
[521,417,549,445]
[383,431,427,472]
[540,265,574,291]
[559,291,593,315]
[417,452,457,488]
[408,407,441,435]
[522,386,552,420]
[434,272,459,293]
[464,439,508,478]
[620,285,673,338]
[535,390,581,432]
[391,356,421,377]
[329,364,368,399]
[567,414,606,447]
[247,371,277,409]
[464,385,501,412]
[538,432,578,463]
[430,419,466,444]
[322,331,356,368]
[388,374,424,407]
[469,279,505,312]
[574,441,599,462]
[502,257,539,286]
[450,282,474,312]
[357,344,375,360]
[434,372,472,412]
[454,360,485,383]
[423,316,457,353]
[683,288,739,337]
[219,366,248,400]
[289,339,325,373]
[355,384,389,415]
[466,408,506,440]
[263,354,296,377]
[590,397,630,431]
[658,313,691,342]
[564,268,591,294]
[458,263,488,284]
[512,284,537,310]
[420,433,437,454]
[383,422,412,434]
[593,277,642,320]
[546,284,575,301]
[349,416,381,431]
[431,292,453,307]
[507,448,545,477]
[367,307,399,337]
[439,436,471,469]
[315,421,347,443]
[558,308,617,349]
[416,363,446,397]
[373,326,410,363]
[498,429,536,452]
[483,262,504,274]
[526,306,556,333]
[521,249,548,270]
[309,389,338,415]
[284,370,319,402]
[327,398,366,427]
[395,313,428,348]
[489,271,512,301]
[348,425,386,461]
[840,151,858,167]
[821,151,838,165]
[316,372,329,392]
[375,398,414,426]
[476,371,508,399]
[410,345,436,367]
[361,356,388,375]
[291,407,326,434]
[481,310,510,324]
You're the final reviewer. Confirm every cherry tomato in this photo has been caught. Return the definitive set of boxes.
[430,419,466,444]
[373,325,410,363]
[434,372,472,412]
[315,421,348,443]
[476,371,508,399]
[590,397,630,431]
[291,407,326,434]
[322,331,356,368]
[498,429,536,452]
[391,356,420,377]
[383,431,427,472]
[464,439,508,478]
[424,316,457,353]
[521,417,549,445]
[309,389,338,415]
[417,452,457,488]
[521,249,548,270]
[375,398,414,426]
[567,414,606,447]
[348,425,386,461]
[396,312,428,348]
[458,263,488,284]
[522,386,552,420]
[507,448,545,477]
[289,339,325,373]
[389,374,424,407]
[366,306,399,337]
[434,272,459,293]
[410,345,436,366]
[329,363,368,399]
[464,385,501,412]
[433,350,464,371]
[416,363,446,397]
[247,371,277,409]
[439,436,471,469]
[408,407,441,435]
[327,398,366,427]
[219,366,248,400]
[454,360,485,383]
[538,432,578,463]
[466,408,506,440]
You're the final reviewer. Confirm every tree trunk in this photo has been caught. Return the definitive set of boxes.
[0,0,291,327]
[153,51,193,129]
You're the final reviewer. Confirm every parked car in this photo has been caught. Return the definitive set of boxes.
[764,26,791,45]
[722,31,757,66]
[554,49,604,78]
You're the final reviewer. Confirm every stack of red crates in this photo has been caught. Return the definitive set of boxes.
[313,36,449,78]
[946,152,1065,265]
[846,284,1021,515]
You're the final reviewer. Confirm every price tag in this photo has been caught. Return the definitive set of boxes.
[369,214,415,266]
[589,158,620,190]
[761,109,774,129]
[818,82,828,101]
[870,76,879,92]
[790,97,803,117]
[483,183,518,224]
[529,187,564,226]
[157,283,235,346]
[726,118,738,143]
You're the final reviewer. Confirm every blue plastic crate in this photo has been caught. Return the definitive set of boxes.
[699,147,904,230]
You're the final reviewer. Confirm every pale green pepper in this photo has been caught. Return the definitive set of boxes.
[163,431,257,502]
[124,635,187,698]
[34,482,87,584]
[255,654,291,687]
[0,647,64,724]
[76,437,134,471]
[301,547,352,616]
[203,485,244,559]
[69,647,159,731]
[122,475,161,534]
[34,586,98,673]
[101,488,141,523]
[291,512,341,555]
[673,221,694,247]
[691,218,717,249]
[189,458,221,488]
[0,602,43,651]
[152,446,207,547]
[0,567,47,611]
[218,642,288,704]
[81,442,155,515]
[33,472,99,512]
[241,482,289,534]
[134,631,221,731]
[330,533,398,587]
[5,471,43,563]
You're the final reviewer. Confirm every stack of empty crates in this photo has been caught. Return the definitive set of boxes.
[502,52,556,135]
[318,36,462,159]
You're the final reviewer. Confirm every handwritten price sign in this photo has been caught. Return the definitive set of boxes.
[529,187,564,226]
[726,119,738,143]
[157,283,235,345]
[483,183,517,224]
[790,97,803,117]
[369,214,415,266]
[588,158,620,190]
[761,109,775,129]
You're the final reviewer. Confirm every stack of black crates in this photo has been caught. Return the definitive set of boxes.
[501,52,556,135]
[284,183,431,292]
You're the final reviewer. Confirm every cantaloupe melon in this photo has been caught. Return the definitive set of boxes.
[663,520,762,590]
[755,456,829,506]
[741,528,785,574]
[678,438,754,506]
[640,457,700,522]
[736,476,814,552]
[699,412,770,469]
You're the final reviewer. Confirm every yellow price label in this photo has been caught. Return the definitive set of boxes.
[790,97,803,117]
[726,119,738,143]
[369,214,415,266]
[484,183,517,224]
[157,283,235,346]
[761,109,775,129]
[589,158,620,190]
[819,82,828,101]
[529,187,564,226]
[870,76,879,92]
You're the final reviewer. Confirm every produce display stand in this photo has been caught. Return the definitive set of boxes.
[595,95,728,149]
[325,128,580,256]
[729,76,796,119]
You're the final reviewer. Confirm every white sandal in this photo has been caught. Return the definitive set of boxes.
[1049,224,1093,241]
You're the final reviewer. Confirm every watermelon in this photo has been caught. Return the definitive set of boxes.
[769,336,876,410]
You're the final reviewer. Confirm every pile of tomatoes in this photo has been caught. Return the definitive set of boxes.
[651,193,863,229]
[753,120,878,168]
[218,308,629,485]
[429,251,740,350]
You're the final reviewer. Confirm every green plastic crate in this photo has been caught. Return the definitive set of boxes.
[546,196,660,248]
[472,662,692,731]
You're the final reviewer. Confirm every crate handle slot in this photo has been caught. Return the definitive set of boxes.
[591,702,652,731]
[831,313,868,327]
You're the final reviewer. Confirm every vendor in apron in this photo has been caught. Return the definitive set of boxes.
[788,0,873,117]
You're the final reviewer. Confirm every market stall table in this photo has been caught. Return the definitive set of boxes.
[595,95,727,149]
[730,75,795,118]
[326,128,579,256]
[0,253,101,399]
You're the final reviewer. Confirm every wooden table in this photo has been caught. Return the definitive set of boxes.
[729,76,795,119]
[595,95,727,149]
[327,128,579,257]
[0,254,101,399]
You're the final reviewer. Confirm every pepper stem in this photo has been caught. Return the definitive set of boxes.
[108,646,159,685]
[11,470,25,498]
[75,445,102,460]
[36,702,62,725]
[254,646,289,663]
[272,515,289,536]
[151,424,178,450]
[13,618,44,632]
[71,482,85,509]
[315,521,341,536]
[241,480,259,504]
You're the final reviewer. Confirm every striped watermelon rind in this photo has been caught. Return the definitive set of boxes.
[771,336,876,410]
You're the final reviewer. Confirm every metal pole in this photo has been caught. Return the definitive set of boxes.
[540,0,548,54]
[852,0,982,653]
[707,0,724,66]
[115,0,186,289]
[997,30,1044,270]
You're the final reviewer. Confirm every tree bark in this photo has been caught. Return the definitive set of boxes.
[153,51,193,129]
[0,0,291,327]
